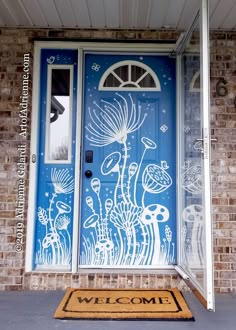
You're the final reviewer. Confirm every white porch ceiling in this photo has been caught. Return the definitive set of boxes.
[0,0,235,30]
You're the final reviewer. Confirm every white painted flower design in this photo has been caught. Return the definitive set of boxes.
[55,214,70,230]
[51,168,74,194]
[85,93,147,146]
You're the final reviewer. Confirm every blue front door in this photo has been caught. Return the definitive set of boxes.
[80,53,176,267]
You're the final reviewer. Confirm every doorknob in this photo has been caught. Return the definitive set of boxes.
[85,170,93,178]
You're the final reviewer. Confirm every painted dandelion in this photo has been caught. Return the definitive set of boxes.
[110,201,142,236]
[51,168,74,194]
[110,201,143,264]
[85,93,147,146]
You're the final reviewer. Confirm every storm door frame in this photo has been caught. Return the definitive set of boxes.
[175,0,214,311]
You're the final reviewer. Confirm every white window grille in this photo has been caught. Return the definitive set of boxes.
[98,60,161,91]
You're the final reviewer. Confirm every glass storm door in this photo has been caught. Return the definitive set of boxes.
[32,49,78,270]
[177,0,214,311]
[79,53,176,268]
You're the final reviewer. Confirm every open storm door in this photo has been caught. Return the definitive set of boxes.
[176,0,214,311]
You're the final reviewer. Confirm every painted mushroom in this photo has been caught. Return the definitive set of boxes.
[182,204,202,223]
[95,239,114,253]
[42,232,60,265]
[42,233,60,249]
[182,204,203,266]
[141,204,169,225]
[141,204,169,264]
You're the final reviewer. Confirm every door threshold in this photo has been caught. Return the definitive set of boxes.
[77,266,177,275]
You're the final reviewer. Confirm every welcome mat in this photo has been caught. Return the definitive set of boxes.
[54,288,194,320]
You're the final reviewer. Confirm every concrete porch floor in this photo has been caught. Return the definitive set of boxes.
[0,291,235,330]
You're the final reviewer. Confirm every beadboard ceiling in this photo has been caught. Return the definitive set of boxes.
[0,0,235,30]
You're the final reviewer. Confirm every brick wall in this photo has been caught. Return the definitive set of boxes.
[210,32,236,293]
[0,28,235,292]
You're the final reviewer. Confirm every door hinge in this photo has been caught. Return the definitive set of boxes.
[175,266,190,280]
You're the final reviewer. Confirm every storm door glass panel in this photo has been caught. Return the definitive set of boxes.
[181,47,204,281]
[178,1,214,311]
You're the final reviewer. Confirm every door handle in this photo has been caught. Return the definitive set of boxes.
[210,137,218,143]
[194,137,218,154]
[195,137,218,143]
[85,170,93,178]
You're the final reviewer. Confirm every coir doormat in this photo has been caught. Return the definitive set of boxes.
[54,288,194,320]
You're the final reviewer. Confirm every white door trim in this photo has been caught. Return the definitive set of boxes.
[25,41,176,272]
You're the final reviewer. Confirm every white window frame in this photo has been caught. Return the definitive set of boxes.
[98,60,161,91]
[45,64,74,164]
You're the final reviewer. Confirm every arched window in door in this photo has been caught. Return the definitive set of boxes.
[98,60,161,91]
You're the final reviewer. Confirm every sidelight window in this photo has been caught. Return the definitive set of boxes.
[45,65,73,163]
